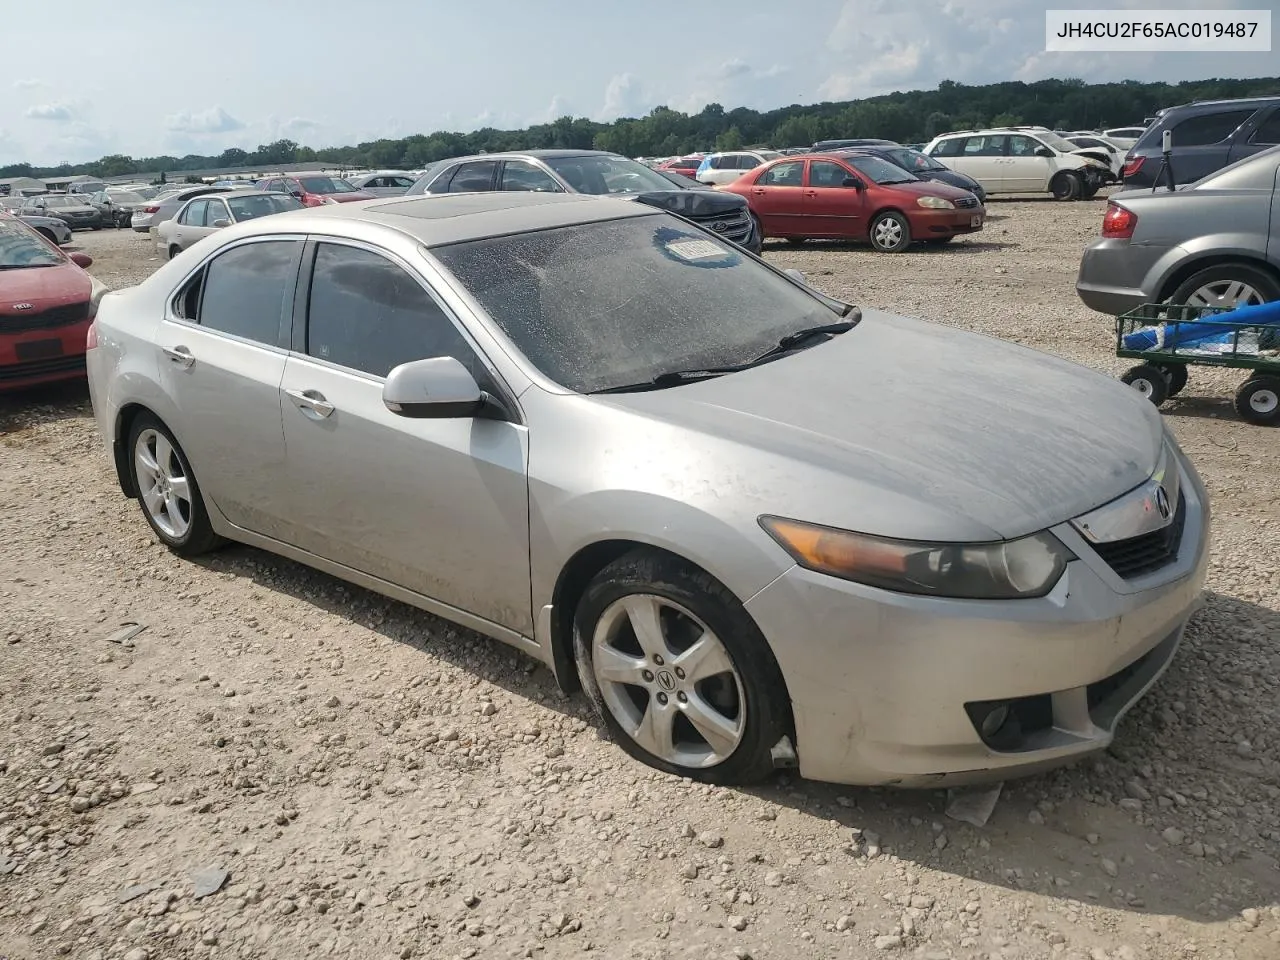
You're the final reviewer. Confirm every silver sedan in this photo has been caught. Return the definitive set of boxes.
[155,190,303,258]
[86,193,1208,786]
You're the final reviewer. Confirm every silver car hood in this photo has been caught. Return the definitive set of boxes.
[600,311,1163,541]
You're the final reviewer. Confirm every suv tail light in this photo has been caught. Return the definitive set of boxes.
[1102,202,1137,239]
[1121,155,1145,179]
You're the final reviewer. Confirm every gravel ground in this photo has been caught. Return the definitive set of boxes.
[1,203,1278,960]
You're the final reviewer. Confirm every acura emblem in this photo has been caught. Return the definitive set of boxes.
[1154,486,1171,520]
[11,303,34,311]
[711,221,728,232]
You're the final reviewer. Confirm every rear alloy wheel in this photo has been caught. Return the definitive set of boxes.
[1169,264,1279,311]
[574,549,791,784]
[1121,364,1169,406]
[1050,171,1082,201]
[128,414,221,555]
[869,211,911,252]
[1234,377,1280,426]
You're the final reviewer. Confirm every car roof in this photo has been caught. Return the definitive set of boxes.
[232,192,656,248]
[432,150,623,165]
[191,189,282,200]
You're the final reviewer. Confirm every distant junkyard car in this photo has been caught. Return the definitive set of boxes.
[87,192,1207,787]
[132,185,235,234]
[156,190,303,258]
[345,171,417,197]
[1077,145,1280,316]
[20,194,104,230]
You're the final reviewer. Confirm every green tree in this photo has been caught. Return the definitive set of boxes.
[715,126,743,151]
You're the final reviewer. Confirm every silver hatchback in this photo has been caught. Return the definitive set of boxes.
[87,193,1208,787]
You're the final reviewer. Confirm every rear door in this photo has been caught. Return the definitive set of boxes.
[743,160,807,236]
[1165,108,1257,183]
[802,158,866,237]
[1234,106,1280,165]
[172,199,209,250]
[154,237,302,540]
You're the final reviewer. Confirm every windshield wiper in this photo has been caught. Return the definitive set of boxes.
[590,320,857,394]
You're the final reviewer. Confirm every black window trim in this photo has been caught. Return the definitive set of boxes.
[290,235,522,422]
[163,234,305,351]
[1246,105,1280,145]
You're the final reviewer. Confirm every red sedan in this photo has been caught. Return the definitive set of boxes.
[0,216,99,391]
[657,156,703,179]
[718,153,985,252]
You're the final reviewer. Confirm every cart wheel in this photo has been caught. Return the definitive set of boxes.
[1157,364,1188,396]
[1234,376,1280,426]
[1121,365,1169,406]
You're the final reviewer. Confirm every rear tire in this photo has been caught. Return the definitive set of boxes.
[168,245,182,260]
[573,549,791,785]
[1050,171,1082,201]
[126,414,222,556]
[1167,263,1280,311]
[1121,364,1169,406]
[1234,377,1280,426]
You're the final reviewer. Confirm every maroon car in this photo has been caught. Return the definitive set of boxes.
[657,156,704,180]
[718,153,985,252]
[0,216,98,391]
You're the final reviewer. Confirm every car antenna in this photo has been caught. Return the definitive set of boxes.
[1151,129,1176,193]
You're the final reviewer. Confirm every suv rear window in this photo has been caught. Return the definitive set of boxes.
[1168,109,1255,146]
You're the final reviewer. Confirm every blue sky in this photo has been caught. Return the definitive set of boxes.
[2,0,1275,166]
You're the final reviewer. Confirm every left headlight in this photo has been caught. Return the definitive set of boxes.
[916,196,955,209]
[759,516,1074,599]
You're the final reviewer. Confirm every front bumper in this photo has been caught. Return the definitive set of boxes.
[908,207,985,238]
[744,452,1209,787]
[0,321,92,392]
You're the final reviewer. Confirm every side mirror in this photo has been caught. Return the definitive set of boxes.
[211,218,231,228]
[70,252,93,268]
[1034,147,1054,158]
[842,177,863,189]
[383,356,487,419]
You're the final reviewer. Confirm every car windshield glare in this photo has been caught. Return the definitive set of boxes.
[846,156,918,184]
[299,177,359,194]
[0,222,64,267]
[886,148,944,172]
[543,156,677,194]
[432,214,843,394]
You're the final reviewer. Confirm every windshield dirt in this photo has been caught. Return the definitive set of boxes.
[433,213,842,393]
[544,156,679,194]
[0,222,65,267]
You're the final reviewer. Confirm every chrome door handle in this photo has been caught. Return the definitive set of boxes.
[286,388,335,418]
[163,345,194,367]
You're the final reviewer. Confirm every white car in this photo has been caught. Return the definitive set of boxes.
[1063,134,1127,180]
[1101,127,1148,150]
[695,150,784,186]
[923,128,1111,200]
[155,190,303,258]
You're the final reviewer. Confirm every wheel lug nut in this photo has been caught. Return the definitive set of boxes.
[656,692,668,705]
[642,670,654,682]
[677,692,687,703]
[674,668,685,680]
[653,655,664,665]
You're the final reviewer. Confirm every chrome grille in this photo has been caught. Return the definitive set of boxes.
[0,302,90,333]
[954,196,979,209]
[690,208,752,246]
[1090,493,1186,579]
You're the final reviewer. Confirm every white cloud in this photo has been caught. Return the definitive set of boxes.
[25,103,74,121]
[164,106,245,135]
[718,58,752,79]
[600,73,650,121]
[13,79,44,90]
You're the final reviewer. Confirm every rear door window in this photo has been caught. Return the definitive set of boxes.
[1170,110,1254,146]
[447,161,497,193]
[196,240,302,346]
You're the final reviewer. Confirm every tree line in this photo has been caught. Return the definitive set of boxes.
[3,76,1276,180]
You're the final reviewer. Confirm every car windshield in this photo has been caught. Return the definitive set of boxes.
[844,156,918,184]
[227,194,304,220]
[299,177,359,194]
[1036,131,1079,152]
[108,191,146,203]
[883,148,945,172]
[543,155,677,194]
[40,197,81,209]
[432,213,843,394]
[0,221,64,268]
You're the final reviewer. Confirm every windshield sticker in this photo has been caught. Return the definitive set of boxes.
[654,226,741,269]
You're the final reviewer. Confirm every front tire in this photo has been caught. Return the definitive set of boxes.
[1050,171,1082,201]
[1122,364,1170,406]
[573,549,790,785]
[127,414,222,556]
[168,244,182,260]
[1234,377,1280,426]
[869,210,911,252]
